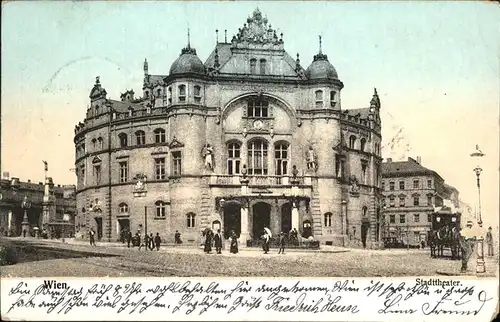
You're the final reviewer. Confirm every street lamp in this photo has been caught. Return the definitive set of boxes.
[470,145,485,273]
[21,195,32,237]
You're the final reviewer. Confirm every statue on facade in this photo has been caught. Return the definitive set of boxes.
[292,165,299,179]
[306,146,318,172]
[349,175,360,194]
[202,144,214,171]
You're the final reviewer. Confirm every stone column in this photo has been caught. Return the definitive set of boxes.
[7,210,12,235]
[291,202,299,231]
[240,205,249,247]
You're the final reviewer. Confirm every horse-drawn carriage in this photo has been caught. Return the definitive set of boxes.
[428,208,461,260]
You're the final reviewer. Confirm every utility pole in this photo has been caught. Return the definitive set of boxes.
[144,206,148,237]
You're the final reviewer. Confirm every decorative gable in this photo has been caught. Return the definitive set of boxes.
[169,136,184,149]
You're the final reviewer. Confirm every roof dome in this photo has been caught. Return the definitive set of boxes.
[169,46,205,76]
[305,53,338,80]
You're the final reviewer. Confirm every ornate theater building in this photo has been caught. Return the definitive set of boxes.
[74,9,383,247]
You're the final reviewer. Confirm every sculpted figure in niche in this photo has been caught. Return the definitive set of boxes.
[350,175,360,193]
[306,146,318,172]
[202,144,215,171]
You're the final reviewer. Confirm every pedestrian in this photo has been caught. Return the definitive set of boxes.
[139,234,148,251]
[154,233,161,251]
[175,230,182,244]
[89,228,96,246]
[262,230,270,254]
[278,231,286,254]
[459,221,476,273]
[204,229,213,254]
[230,231,238,254]
[486,226,494,256]
[214,229,223,254]
[148,233,155,250]
[126,230,132,248]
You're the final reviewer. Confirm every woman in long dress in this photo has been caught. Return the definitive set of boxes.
[230,231,238,254]
[204,229,213,254]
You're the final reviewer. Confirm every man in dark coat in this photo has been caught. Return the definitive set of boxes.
[175,230,182,244]
[214,229,223,254]
[149,233,155,250]
[278,232,286,254]
[126,230,132,248]
[154,233,161,251]
[204,229,213,254]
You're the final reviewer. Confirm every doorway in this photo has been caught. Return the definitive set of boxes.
[302,220,312,238]
[94,217,103,241]
[361,223,369,248]
[118,218,130,242]
[223,203,241,239]
[252,202,271,239]
[281,203,292,234]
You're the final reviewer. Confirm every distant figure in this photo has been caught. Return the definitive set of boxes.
[175,230,182,244]
[420,240,425,249]
[149,233,155,250]
[204,229,213,254]
[214,229,223,254]
[278,232,286,254]
[230,231,238,254]
[139,234,149,251]
[459,221,476,273]
[154,233,161,251]
[486,226,494,256]
[23,229,26,238]
[126,230,132,248]
[89,229,96,246]
[262,230,270,254]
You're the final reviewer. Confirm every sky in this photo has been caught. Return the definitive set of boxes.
[1,1,499,228]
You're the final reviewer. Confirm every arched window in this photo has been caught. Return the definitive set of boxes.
[118,133,128,147]
[81,207,86,213]
[360,138,366,152]
[259,59,267,75]
[330,91,337,107]
[119,203,128,213]
[349,135,356,149]
[154,128,166,143]
[97,137,103,150]
[362,206,368,217]
[324,212,333,227]
[186,212,196,228]
[274,142,289,176]
[155,201,166,218]
[167,87,172,104]
[315,90,323,108]
[156,88,162,97]
[135,130,145,145]
[91,138,97,150]
[145,90,150,98]
[178,85,186,102]
[227,142,241,175]
[248,139,268,175]
[250,59,257,74]
[193,85,201,103]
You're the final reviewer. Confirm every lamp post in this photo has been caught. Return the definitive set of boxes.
[470,145,485,273]
[21,195,32,237]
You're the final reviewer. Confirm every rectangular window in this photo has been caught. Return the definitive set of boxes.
[399,181,405,190]
[315,90,323,109]
[413,196,420,206]
[389,196,395,207]
[259,59,266,75]
[381,181,385,190]
[389,182,395,191]
[413,179,419,189]
[427,179,432,188]
[168,87,172,104]
[119,161,128,183]
[427,195,433,206]
[93,165,101,185]
[155,158,166,180]
[330,91,336,107]
[178,85,186,102]
[414,214,420,223]
[400,214,405,224]
[275,144,288,176]
[389,215,395,224]
[194,86,201,103]
[172,152,182,176]
[399,196,405,207]
[250,59,256,74]
[247,101,269,118]
[335,155,346,180]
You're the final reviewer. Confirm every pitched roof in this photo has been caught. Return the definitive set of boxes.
[382,157,444,181]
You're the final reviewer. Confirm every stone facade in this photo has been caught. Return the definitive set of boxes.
[0,175,76,238]
[381,157,458,245]
[73,9,383,247]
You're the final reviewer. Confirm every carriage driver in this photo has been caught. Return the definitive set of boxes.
[459,220,476,273]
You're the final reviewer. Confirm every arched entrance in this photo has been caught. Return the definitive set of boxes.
[281,203,292,233]
[252,202,271,239]
[223,203,241,239]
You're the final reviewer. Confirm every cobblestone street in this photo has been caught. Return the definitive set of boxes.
[2,237,497,278]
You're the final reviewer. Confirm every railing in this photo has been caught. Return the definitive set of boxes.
[209,175,311,186]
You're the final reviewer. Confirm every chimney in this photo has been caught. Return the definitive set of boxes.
[416,156,421,164]
[387,158,392,162]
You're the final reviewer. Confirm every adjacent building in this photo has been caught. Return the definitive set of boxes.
[380,157,459,245]
[73,8,384,247]
[0,174,76,238]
